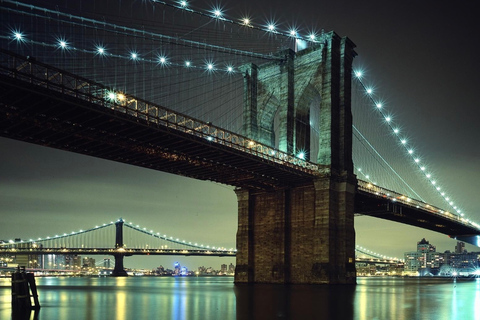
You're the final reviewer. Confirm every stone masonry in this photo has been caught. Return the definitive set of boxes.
[235,31,357,284]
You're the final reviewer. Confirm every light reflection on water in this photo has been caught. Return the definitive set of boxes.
[0,276,478,319]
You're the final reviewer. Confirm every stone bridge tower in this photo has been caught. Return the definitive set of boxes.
[235,31,357,284]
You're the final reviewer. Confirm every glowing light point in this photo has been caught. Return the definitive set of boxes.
[97,47,105,55]
[297,152,305,159]
[431,180,436,185]
[420,166,426,171]
[354,71,363,78]
[185,61,191,67]
[376,103,382,109]
[131,52,138,60]
[393,128,399,134]
[366,88,373,94]
[59,41,67,48]
[242,18,251,26]
[207,63,214,70]
[227,66,233,73]
[159,56,167,64]
[213,9,222,18]
[309,34,316,40]
[414,158,420,163]
[408,149,413,154]
[401,139,407,145]
[385,116,391,122]
[107,92,116,100]
[289,29,297,37]
[179,1,187,7]
[267,24,276,32]
[14,32,23,40]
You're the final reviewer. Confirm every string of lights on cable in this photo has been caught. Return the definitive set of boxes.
[352,70,476,225]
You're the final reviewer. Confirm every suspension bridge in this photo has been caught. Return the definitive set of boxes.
[0,218,403,276]
[0,0,479,284]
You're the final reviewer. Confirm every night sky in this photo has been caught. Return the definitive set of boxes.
[1,0,479,270]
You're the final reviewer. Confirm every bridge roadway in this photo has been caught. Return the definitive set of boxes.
[0,247,236,257]
[0,49,318,191]
[0,247,400,265]
[0,49,479,245]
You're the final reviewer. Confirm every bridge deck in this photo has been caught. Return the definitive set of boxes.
[0,50,319,190]
[355,190,480,238]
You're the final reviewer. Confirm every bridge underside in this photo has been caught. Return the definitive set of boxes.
[0,74,315,191]
[355,191,480,246]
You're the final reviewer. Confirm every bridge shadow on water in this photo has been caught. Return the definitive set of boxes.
[234,283,355,320]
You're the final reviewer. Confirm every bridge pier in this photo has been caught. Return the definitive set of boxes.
[234,174,356,284]
[111,219,128,277]
[112,254,128,277]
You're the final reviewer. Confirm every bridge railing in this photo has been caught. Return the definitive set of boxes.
[0,49,319,175]
[357,180,480,230]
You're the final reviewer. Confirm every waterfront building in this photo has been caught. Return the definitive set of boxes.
[404,239,480,276]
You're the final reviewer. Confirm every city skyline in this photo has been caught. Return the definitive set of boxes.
[1,0,480,269]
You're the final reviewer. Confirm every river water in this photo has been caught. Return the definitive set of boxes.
[0,276,479,319]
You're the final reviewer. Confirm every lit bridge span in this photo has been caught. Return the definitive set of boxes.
[0,49,478,243]
[0,218,403,275]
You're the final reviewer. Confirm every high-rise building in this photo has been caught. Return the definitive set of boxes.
[404,238,443,275]
[455,241,465,254]
[82,257,96,269]
[417,238,436,253]
[220,264,227,274]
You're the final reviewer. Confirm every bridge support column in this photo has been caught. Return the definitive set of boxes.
[111,219,128,277]
[112,254,128,277]
[234,175,356,285]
